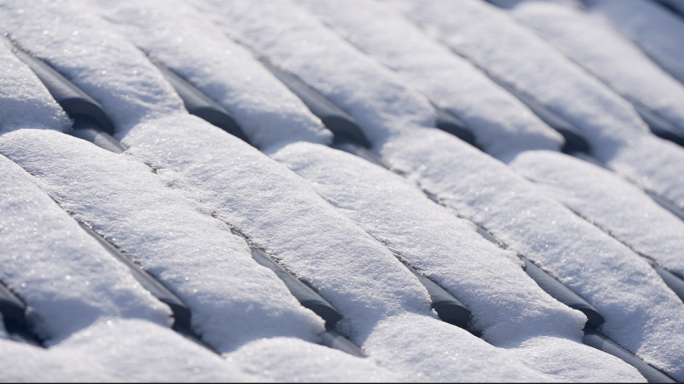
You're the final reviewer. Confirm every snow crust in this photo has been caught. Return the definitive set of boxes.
[93,0,331,149]
[298,0,563,159]
[0,41,70,133]
[270,141,645,381]
[0,155,248,381]
[493,0,684,135]
[0,153,170,340]
[0,319,251,382]
[587,0,684,85]
[0,0,682,380]
[300,0,684,323]
[76,1,645,380]
[509,150,684,276]
[0,2,399,380]
[0,128,325,351]
[200,0,684,379]
[0,1,575,381]
[302,0,684,299]
[391,130,684,379]
[390,0,684,212]
[124,113,559,382]
[87,4,610,368]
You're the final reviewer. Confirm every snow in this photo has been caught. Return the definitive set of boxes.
[93,0,331,149]
[586,0,684,85]
[0,41,71,133]
[124,113,562,382]
[0,1,574,381]
[296,0,684,301]
[0,128,326,351]
[0,154,249,381]
[269,142,646,382]
[0,2,398,380]
[81,1,645,380]
[0,0,682,380]
[0,152,170,341]
[272,139,575,339]
[91,0,600,359]
[390,0,684,212]
[200,0,684,379]
[0,319,251,382]
[297,0,563,160]
[509,150,684,277]
[387,131,684,381]
[492,0,684,136]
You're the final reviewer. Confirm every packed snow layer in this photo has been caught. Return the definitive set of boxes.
[269,142,646,382]
[74,2,644,379]
[0,41,70,133]
[93,0,331,149]
[0,1,183,131]
[391,129,684,379]
[0,155,246,381]
[390,0,684,211]
[0,2,399,380]
[492,0,684,134]
[0,319,251,382]
[1,14,328,354]
[297,0,563,159]
[125,114,566,382]
[509,150,684,275]
[0,1,582,380]
[298,0,684,296]
[0,153,169,341]
[0,0,681,380]
[201,0,684,378]
[1,21,375,377]
[0,128,326,352]
[224,336,401,382]
[86,1,607,361]
[0,34,397,384]
[587,0,684,85]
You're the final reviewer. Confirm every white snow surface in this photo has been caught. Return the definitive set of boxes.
[0,0,682,381]
[298,0,684,294]
[0,318,251,382]
[390,0,684,211]
[199,0,684,379]
[492,0,684,134]
[69,2,646,380]
[82,4,618,370]
[587,0,684,85]
[0,1,586,381]
[509,150,684,276]
[1,14,330,355]
[92,0,331,149]
[0,128,326,351]
[0,155,249,381]
[0,153,170,341]
[124,113,560,382]
[0,41,71,133]
[297,0,563,159]
[0,2,402,381]
[271,141,647,382]
[391,130,684,380]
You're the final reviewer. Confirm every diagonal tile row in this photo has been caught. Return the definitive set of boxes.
[1,0,684,382]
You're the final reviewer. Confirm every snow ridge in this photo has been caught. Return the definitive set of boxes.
[391,0,684,212]
[198,0,684,379]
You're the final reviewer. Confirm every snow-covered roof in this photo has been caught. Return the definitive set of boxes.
[1,0,683,381]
